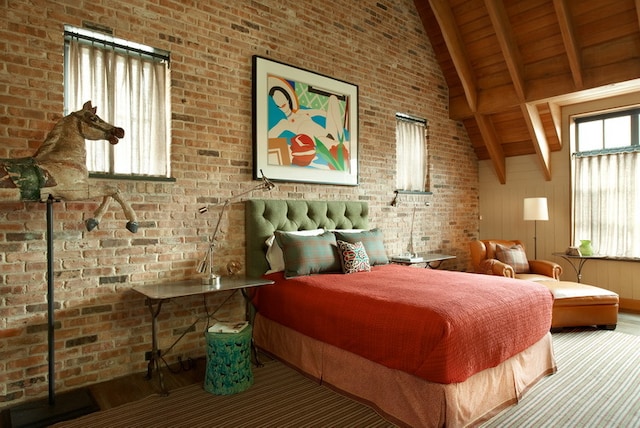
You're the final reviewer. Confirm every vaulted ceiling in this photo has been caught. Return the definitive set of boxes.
[414,0,640,183]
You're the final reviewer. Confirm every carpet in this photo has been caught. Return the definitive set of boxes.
[51,330,640,428]
[481,329,640,427]
[51,357,395,428]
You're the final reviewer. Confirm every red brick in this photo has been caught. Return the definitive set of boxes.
[0,0,478,409]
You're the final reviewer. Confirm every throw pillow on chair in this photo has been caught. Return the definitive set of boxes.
[495,243,530,273]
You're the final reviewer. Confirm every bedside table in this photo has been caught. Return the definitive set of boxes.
[133,276,274,395]
[391,253,456,269]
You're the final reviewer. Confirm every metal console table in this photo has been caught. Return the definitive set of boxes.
[552,252,608,283]
[133,276,274,395]
[391,253,456,269]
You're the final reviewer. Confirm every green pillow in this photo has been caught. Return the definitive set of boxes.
[275,230,341,277]
[333,228,389,265]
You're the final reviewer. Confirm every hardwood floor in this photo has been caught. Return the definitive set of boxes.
[87,356,208,410]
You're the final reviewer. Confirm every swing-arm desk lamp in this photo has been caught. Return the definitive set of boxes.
[197,170,275,285]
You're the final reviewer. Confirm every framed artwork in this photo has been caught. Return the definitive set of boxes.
[252,55,359,186]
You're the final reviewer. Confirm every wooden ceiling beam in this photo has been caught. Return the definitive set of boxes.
[522,103,552,181]
[547,101,563,150]
[636,0,640,31]
[484,0,556,181]
[553,0,583,90]
[428,0,478,112]
[485,0,526,100]
[448,62,640,120]
[474,113,506,184]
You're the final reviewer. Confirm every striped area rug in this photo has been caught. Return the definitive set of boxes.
[52,357,395,428]
[52,330,640,428]
[481,329,640,427]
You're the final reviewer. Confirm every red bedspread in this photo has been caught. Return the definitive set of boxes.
[256,264,553,384]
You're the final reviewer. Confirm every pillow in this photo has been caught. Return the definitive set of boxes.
[275,230,341,277]
[333,228,389,265]
[265,229,324,273]
[495,243,530,273]
[337,240,371,274]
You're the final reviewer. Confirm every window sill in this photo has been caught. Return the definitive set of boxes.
[591,256,640,262]
[89,173,176,183]
[391,190,432,206]
[394,190,433,196]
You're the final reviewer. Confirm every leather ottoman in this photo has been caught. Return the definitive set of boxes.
[538,280,619,330]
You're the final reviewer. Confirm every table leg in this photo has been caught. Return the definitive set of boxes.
[241,288,263,367]
[575,258,589,283]
[558,255,588,283]
[144,298,168,395]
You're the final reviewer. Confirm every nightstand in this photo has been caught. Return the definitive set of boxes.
[391,253,456,269]
[133,276,274,395]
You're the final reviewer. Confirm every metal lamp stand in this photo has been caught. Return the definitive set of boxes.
[533,219,538,259]
[8,195,98,428]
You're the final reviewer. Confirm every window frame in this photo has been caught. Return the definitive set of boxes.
[63,26,172,181]
[395,113,429,193]
[574,107,640,155]
[571,105,640,259]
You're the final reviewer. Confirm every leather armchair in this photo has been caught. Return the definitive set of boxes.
[469,239,562,281]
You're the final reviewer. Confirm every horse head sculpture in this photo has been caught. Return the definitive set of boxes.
[0,101,139,233]
[73,102,125,146]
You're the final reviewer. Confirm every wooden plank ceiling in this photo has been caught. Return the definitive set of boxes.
[415,0,640,183]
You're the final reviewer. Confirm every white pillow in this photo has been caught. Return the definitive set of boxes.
[265,229,324,273]
[329,229,364,234]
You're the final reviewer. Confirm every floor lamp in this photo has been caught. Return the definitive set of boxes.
[523,197,549,259]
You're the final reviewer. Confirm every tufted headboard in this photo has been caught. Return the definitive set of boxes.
[245,199,369,278]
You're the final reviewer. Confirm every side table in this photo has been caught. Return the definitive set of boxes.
[133,276,274,395]
[552,252,607,283]
[391,253,456,269]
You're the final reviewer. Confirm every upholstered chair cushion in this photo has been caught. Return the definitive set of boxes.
[469,239,562,281]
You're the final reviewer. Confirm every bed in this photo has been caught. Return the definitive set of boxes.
[245,199,556,427]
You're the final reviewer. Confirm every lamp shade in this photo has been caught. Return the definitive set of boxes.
[523,197,549,221]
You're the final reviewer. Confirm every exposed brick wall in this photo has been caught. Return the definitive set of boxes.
[0,0,478,407]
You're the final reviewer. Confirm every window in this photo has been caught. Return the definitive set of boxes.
[64,26,171,178]
[573,107,640,258]
[395,113,428,191]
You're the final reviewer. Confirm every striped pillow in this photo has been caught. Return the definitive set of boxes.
[333,228,389,265]
[495,243,530,273]
[265,229,324,273]
[275,230,341,278]
[337,240,371,274]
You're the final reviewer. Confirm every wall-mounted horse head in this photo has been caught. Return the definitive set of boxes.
[0,101,138,233]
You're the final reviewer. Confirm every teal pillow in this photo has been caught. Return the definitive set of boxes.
[333,228,389,265]
[275,230,341,277]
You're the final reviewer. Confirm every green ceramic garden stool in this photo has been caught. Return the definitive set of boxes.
[204,326,253,395]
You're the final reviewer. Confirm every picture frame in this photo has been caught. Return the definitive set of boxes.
[252,55,359,186]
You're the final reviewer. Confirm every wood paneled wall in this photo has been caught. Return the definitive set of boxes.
[479,92,640,311]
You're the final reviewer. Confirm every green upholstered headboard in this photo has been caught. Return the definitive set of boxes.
[245,199,369,278]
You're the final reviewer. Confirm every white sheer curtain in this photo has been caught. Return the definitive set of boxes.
[574,151,640,257]
[396,118,426,191]
[65,37,170,177]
